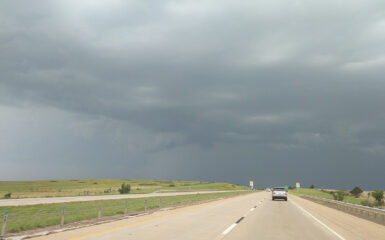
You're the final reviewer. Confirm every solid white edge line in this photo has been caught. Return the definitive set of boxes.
[290,200,346,240]
[222,223,237,235]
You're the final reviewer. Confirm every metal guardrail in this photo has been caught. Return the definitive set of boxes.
[303,195,385,224]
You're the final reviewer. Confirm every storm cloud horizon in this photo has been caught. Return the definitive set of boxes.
[1,0,385,189]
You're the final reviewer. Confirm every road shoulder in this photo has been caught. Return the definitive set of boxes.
[289,194,385,240]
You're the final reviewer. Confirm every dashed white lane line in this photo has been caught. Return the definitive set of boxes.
[221,205,258,237]
[290,199,346,240]
[222,223,237,235]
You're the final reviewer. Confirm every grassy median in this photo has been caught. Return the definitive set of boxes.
[0,191,250,233]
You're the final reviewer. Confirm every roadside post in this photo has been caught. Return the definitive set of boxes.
[1,211,8,240]
[145,200,147,212]
[60,207,66,227]
[124,200,128,215]
[98,206,102,219]
[159,198,162,208]
[196,193,198,202]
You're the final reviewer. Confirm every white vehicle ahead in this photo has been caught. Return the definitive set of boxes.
[272,187,287,201]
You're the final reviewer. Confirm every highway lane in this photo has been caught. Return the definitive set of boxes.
[223,197,341,240]
[31,192,385,240]
[0,191,237,206]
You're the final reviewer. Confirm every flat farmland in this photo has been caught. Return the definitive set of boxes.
[0,179,245,199]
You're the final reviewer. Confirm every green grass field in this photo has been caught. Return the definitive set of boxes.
[0,191,250,234]
[0,179,246,199]
[288,188,334,199]
[289,188,381,207]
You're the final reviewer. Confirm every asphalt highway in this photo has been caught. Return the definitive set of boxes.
[32,192,385,240]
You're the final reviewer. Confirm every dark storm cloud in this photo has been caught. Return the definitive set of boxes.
[1,0,385,189]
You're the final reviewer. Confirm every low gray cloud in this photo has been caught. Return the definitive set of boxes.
[1,0,385,189]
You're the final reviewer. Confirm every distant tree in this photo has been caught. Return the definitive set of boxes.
[350,186,363,198]
[4,193,11,199]
[288,186,295,190]
[118,183,131,194]
[310,184,315,189]
[371,190,384,206]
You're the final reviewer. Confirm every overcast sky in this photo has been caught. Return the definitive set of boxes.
[1,0,385,189]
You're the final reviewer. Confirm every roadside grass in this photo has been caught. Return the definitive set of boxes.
[289,188,382,207]
[342,195,365,205]
[0,179,246,198]
[0,191,250,234]
[288,188,333,199]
